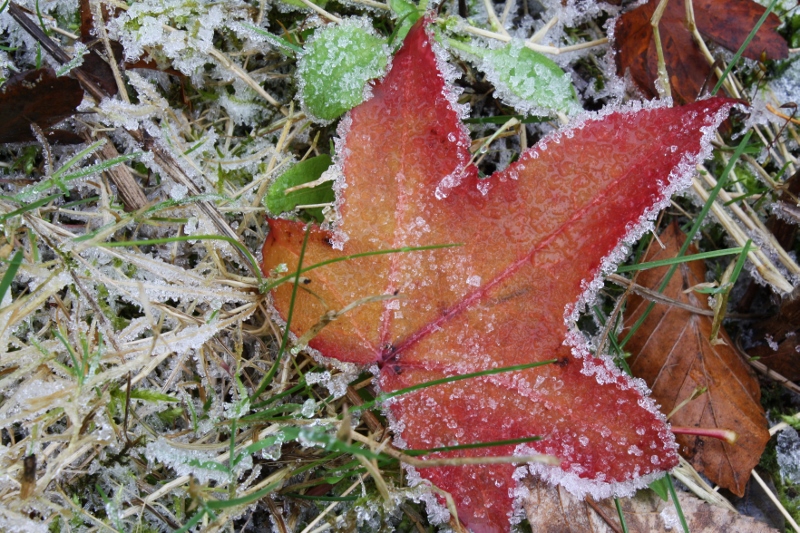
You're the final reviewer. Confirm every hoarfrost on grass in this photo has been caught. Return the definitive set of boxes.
[146,437,235,485]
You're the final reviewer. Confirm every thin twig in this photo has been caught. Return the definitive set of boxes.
[751,470,800,533]
[457,23,607,55]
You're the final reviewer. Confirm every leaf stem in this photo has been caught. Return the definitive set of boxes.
[671,426,737,443]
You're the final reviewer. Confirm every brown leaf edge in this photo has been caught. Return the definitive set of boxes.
[623,222,770,496]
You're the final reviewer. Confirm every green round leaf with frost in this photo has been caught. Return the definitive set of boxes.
[297,22,389,122]
[265,154,334,221]
[450,39,579,115]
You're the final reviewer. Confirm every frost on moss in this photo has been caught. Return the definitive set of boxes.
[296,19,390,123]
[111,0,250,79]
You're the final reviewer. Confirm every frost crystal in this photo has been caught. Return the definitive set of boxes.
[777,427,800,484]
[146,437,233,485]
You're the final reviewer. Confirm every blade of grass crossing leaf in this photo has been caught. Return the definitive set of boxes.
[616,247,744,272]
[261,242,462,292]
[0,251,23,304]
[667,475,690,533]
[252,226,311,400]
[354,359,557,412]
[464,115,548,125]
[404,436,542,456]
[621,131,753,348]
[711,0,780,95]
[614,497,629,533]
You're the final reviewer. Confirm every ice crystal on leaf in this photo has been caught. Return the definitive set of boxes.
[261,19,735,533]
[296,18,390,123]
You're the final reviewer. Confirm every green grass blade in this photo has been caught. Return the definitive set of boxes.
[711,0,780,95]
[98,235,262,283]
[404,435,542,456]
[0,194,60,223]
[666,475,689,533]
[241,23,303,55]
[621,131,753,348]
[204,479,285,509]
[0,250,24,304]
[55,329,82,384]
[49,140,106,178]
[285,493,357,501]
[252,227,311,399]
[15,152,140,201]
[616,247,744,273]
[261,242,463,292]
[173,509,207,533]
[729,240,752,286]
[355,359,557,412]
[615,497,629,533]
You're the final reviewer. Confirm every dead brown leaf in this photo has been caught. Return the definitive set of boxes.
[622,222,769,496]
[523,477,778,532]
[748,288,800,381]
[0,68,83,144]
[614,0,788,104]
[746,170,800,379]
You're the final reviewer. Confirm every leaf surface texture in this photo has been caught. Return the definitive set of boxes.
[262,21,735,532]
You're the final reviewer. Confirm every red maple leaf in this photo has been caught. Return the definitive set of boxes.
[614,0,788,104]
[262,21,735,532]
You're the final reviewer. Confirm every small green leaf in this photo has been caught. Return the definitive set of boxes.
[649,475,670,501]
[448,39,579,115]
[297,21,389,122]
[265,154,334,221]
